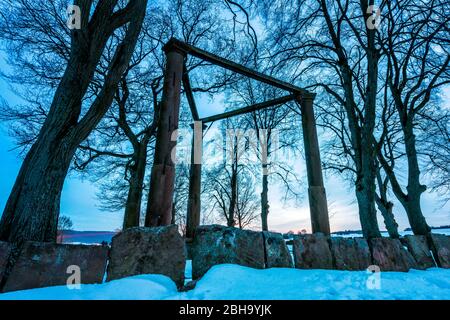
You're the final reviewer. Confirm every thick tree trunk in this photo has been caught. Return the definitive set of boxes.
[402,127,430,235]
[403,197,429,235]
[0,133,78,244]
[379,126,430,235]
[356,4,381,239]
[0,1,148,244]
[355,138,381,239]
[355,181,381,239]
[375,196,399,238]
[379,107,431,235]
[123,144,148,229]
[357,117,381,239]
[261,166,269,231]
[320,0,381,239]
[375,170,399,238]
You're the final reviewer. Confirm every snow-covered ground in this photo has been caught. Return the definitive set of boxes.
[1,264,449,300]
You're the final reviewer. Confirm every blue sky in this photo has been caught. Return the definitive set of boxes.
[0,57,449,233]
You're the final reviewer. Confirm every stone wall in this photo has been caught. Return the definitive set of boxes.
[190,226,295,279]
[107,225,186,287]
[2,242,109,293]
[1,226,449,293]
[429,234,450,268]
[329,237,371,270]
[0,225,186,293]
[190,228,449,278]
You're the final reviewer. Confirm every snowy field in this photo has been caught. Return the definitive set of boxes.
[60,229,450,244]
[1,264,449,300]
[331,228,450,238]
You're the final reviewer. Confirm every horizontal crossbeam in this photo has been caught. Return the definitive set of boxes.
[200,94,296,123]
[164,38,310,96]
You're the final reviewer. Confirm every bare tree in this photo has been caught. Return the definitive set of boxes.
[258,0,384,238]
[73,34,161,229]
[57,215,74,243]
[255,0,450,237]
[233,81,301,231]
[204,119,260,229]
[375,0,449,235]
[0,0,148,244]
[206,159,260,229]
[422,110,450,204]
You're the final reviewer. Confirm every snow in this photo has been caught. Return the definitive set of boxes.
[0,274,178,300]
[183,265,450,300]
[1,264,449,300]
[332,228,450,238]
[185,259,193,283]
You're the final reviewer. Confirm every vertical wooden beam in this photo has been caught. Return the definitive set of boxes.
[182,64,200,121]
[145,44,185,227]
[299,94,331,235]
[186,121,206,239]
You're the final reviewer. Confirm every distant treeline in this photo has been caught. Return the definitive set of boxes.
[404,225,450,232]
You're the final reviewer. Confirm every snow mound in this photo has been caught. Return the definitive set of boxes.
[185,264,450,300]
[1,264,449,300]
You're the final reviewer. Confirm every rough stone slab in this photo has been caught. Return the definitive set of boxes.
[370,238,417,272]
[107,225,186,287]
[330,237,372,270]
[3,242,109,292]
[263,231,293,268]
[293,233,333,269]
[0,241,13,285]
[429,233,450,268]
[191,225,264,279]
[401,235,435,269]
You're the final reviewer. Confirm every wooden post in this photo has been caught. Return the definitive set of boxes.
[186,121,207,239]
[299,94,331,235]
[145,43,185,227]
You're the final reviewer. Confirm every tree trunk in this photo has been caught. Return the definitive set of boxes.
[355,90,381,239]
[403,196,429,235]
[356,121,381,238]
[0,1,148,245]
[355,182,381,239]
[261,166,269,231]
[402,126,430,235]
[379,125,430,235]
[356,3,381,239]
[375,196,399,238]
[375,169,399,238]
[0,136,76,244]
[227,169,237,227]
[320,0,381,239]
[123,143,148,229]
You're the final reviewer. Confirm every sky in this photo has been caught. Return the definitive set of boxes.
[0,55,449,234]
